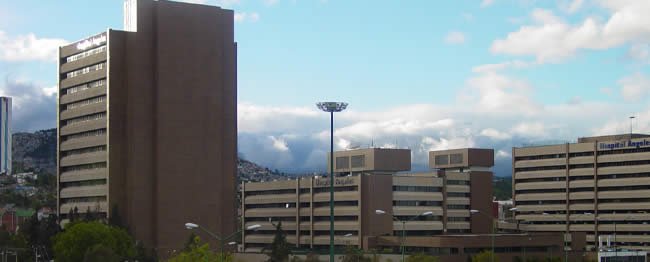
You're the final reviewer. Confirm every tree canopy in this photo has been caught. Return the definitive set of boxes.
[266,221,292,262]
[168,235,232,262]
[52,221,135,262]
[472,251,500,262]
[405,253,440,262]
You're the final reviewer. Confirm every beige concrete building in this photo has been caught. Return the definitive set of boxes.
[56,0,237,254]
[241,148,494,252]
[512,134,650,252]
[240,148,590,261]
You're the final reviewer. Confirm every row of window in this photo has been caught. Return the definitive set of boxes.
[515,177,565,183]
[395,215,442,221]
[64,63,105,79]
[60,179,106,188]
[515,153,566,161]
[64,79,105,95]
[517,200,566,205]
[447,192,470,198]
[447,180,469,185]
[62,129,106,142]
[393,200,441,207]
[516,146,650,162]
[517,161,650,175]
[65,96,105,110]
[599,160,650,167]
[245,189,295,196]
[599,146,650,156]
[313,186,358,193]
[601,172,650,179]
[515,165,566,172]
[61,162,106,172]
[61,145,106,157]
[447,217,470,222]
[392,185,441,192]
[63,112,106,126]
[65,45,106,63]
[447,204,470,209]
[60,196,106,204]
[313,201,358,207]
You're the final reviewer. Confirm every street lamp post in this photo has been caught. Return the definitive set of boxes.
[185,223,261,262]
[376,209,433,262]
[316,102,348,262]
[470,209,495,262]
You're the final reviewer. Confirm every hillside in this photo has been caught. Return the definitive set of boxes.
[493,176,512,200]
[11,128,292,182]
[237,158,295,183]
[12,128,57,175]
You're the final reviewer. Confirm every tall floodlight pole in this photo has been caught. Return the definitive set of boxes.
[316,102,348,262]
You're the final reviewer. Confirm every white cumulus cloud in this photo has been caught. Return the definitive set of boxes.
[490,1,650,64]
[480,128,512,140]
[617,73,650,102]
[268,136,290,151]
[511,122,548,138]
[462,72,540,115]
[496,150,511,159]
[0,31,67,63]
[471,60,533,73]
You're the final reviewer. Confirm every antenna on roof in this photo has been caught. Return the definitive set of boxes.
[630,116,636,135]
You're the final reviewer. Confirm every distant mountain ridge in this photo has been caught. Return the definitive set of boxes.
[11,128,293,182]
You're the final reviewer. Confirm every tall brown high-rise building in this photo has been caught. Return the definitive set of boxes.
[56,0,237,254]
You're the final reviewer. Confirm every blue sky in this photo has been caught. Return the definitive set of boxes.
[1,0,649,175]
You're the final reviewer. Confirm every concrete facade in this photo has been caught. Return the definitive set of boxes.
[512,134,650,252]
[241,148,494,253]
[56,0,236,255]
[235,231,586,262]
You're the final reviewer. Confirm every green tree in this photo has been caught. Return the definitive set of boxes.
[405,253,440,262]
[472,251,500,262]
[182,232,199,253]
[168,235,231,262]
[82,244,120,262]
[11,231,33,261]
[265,221,292,262]
[340,245,370,262]
[52,221,135,262]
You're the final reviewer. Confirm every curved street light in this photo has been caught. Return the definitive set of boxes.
[375,209,433,262]
[184,222,261,262]
[316,101,348,262]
